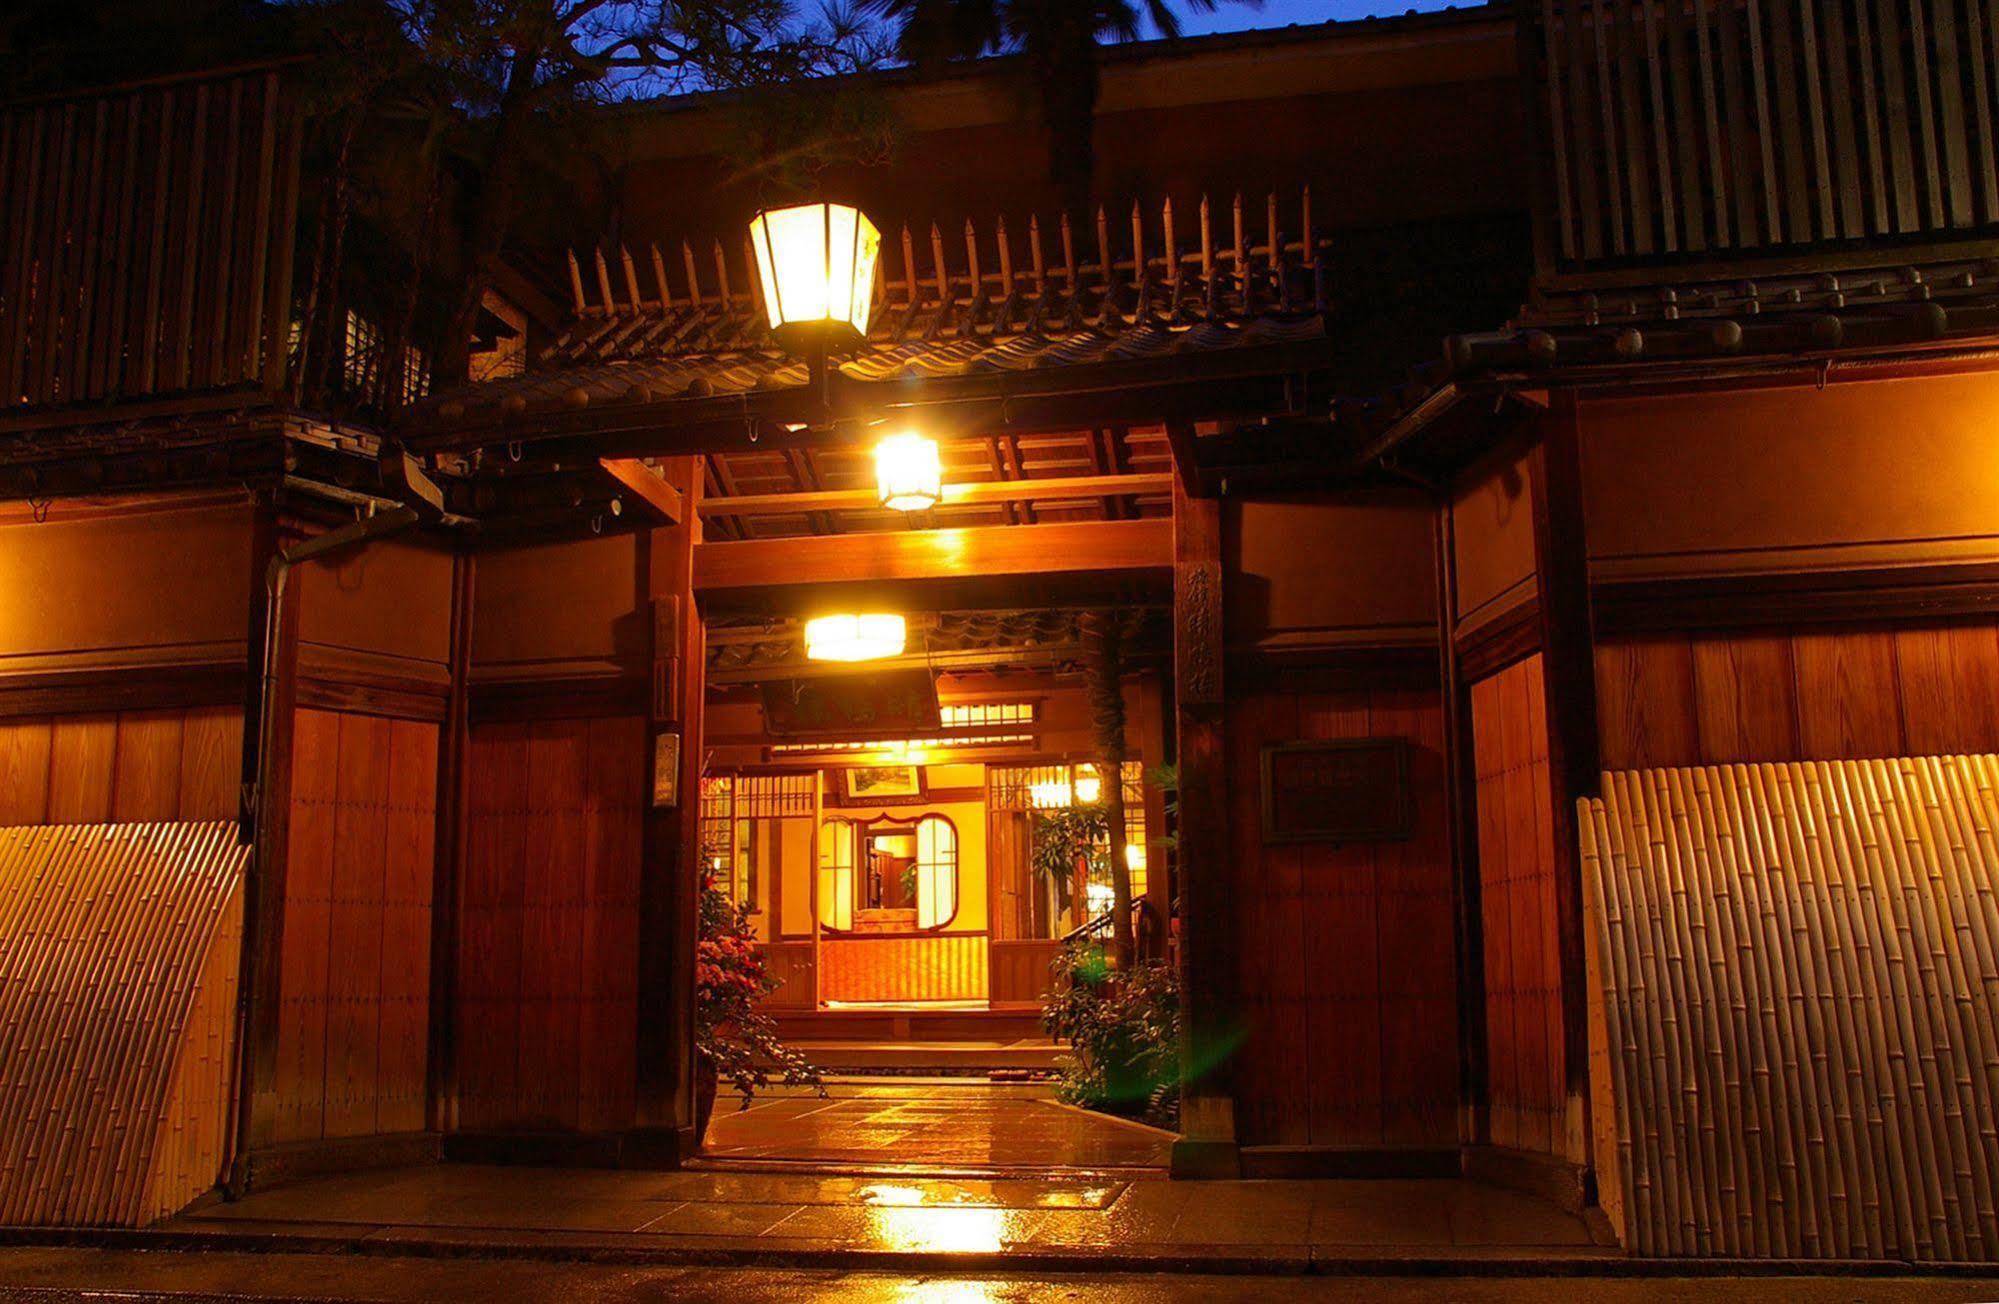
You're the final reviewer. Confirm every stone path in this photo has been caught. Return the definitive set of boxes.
[701,1080,1170,1170]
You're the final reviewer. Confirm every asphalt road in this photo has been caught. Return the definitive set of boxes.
[0,1250,1994,1303]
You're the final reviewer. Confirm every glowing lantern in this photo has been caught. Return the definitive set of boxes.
[1072,766,1103,804]
[803,613,906,663]
[748,202,881,354]
[875,433,943,512]
[1124,843,1147,873]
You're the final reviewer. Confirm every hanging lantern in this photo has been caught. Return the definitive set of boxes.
[748,202,882,354]
[1072,765,1103,805]
[803,612,906,663]
[875,433,943,511]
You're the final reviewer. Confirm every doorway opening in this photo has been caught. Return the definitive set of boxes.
[695,614,1174,1174]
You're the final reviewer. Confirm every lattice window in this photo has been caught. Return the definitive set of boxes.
[990,761,1149,900]
[735,772,816,818]
[939,701,1036,729]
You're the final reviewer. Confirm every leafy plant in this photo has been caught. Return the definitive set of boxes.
[1031,805,1107,896]
[696,869,822,1109]
[1041,939,1183,1128]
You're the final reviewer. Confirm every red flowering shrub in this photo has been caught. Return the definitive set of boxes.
[696,869,821,1108]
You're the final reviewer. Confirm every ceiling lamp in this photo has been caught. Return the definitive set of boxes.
[748,202,881,357]
[875,433,943,512]
[803,613,906,663]
[1072,765,1103,805]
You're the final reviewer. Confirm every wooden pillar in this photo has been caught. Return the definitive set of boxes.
[1168,462,1239,1178]
[1434,495,1488,1148]
[633,458,704,1161]
[426,551,474,1134]
[1137,672,1172,955]
[231,496,298,1188]
[1529,392,1600,1192]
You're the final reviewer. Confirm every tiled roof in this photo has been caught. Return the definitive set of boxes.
[414,316,1328,435]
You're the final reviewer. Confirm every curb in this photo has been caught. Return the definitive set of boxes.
[0,1226,1996,1279]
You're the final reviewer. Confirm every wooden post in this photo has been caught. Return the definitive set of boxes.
[230,494,298,1189]
[632,458,705,1162]
[1138,672,1172,957]
[425,550,475,1134]
[1434,494,1489,1148]
[1168,453,1239,1179]
[1529,391,1600,1196]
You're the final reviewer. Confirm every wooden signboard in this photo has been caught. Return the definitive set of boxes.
[1260,738,1412,844]
[759,670,940,737]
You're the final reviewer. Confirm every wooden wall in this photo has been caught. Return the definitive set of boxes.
[0,823,245,1226]
[1227,494,1438,655]
[1596,622,1999,772]
[1581,371,1999,584]
[0,68,301,410]
[1226,677,1457,1151]
[270,708,437,1143]
[457,717,644,1134]
[819,934,988,1003]
[0,494,253,682]
[0,706,240,824]
[1469,654,1566,1157]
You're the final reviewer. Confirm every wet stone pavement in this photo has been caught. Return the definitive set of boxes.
[128,1082,1613,1271]
[700,1080,1173,1171]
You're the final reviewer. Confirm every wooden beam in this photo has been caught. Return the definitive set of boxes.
[693,518,1171,597]
[601,457,684,525]
[694,472,1173,519]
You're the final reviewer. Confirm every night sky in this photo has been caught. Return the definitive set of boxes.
[1152,0,1471,36]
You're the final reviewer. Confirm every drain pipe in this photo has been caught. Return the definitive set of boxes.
[227,500,421,1197]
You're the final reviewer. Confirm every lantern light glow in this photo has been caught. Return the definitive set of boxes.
[803,613,906,663]
[748,202,881,353]
[875,433,943,511]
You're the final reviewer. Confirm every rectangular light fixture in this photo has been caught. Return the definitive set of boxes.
[803,612,906,662]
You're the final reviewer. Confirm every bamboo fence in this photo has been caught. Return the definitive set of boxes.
[1581,758,1999,1259]
[0,822,246,1226]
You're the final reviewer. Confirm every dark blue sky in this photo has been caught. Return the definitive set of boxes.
[1149,0,1468,36]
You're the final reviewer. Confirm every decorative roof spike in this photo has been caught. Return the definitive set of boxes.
[1059,211,1078,290]
[964,218,983,297]
[566,249,587,317]
[620,245,643,313]
[1130,201,1145,291]
[901,224,919,305]
[930,223,950,306]
[1028,213,1047,290]
[1265,192,1280,271]
[996,215,1014,296]
[712,239,732,304]
[593,247,616,316]
[649,242,673,308]
[1198,194,1215,281]
[681,240,702,306]
[1162,196,1179,291]
[1095,206,1113,292]
[1233,192,1249,287]
[741,234,763,316]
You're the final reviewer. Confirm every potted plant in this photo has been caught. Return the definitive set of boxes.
[693,869,822,1140]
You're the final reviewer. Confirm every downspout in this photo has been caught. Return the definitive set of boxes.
[226,501,421,1196]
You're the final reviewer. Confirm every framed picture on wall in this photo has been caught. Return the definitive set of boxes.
[1260,738,1412,844]
[843,765,924,801]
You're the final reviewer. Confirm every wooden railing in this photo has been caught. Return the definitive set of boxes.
[1526,0,1999,271]
[0,65,302,411]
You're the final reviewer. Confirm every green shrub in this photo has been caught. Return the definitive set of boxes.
[1041,940,1183,1128]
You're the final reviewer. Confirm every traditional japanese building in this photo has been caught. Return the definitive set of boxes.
[3,0,1999,1262]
